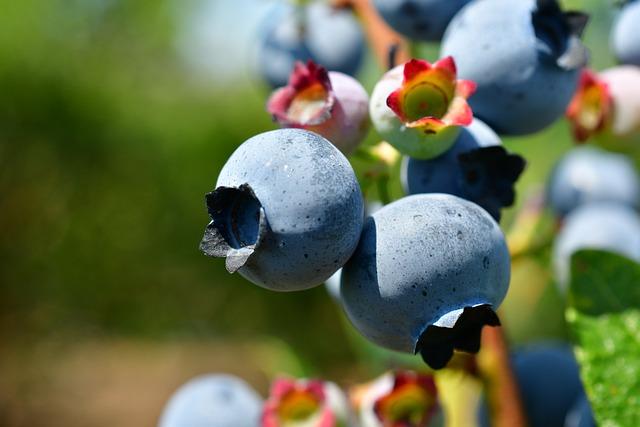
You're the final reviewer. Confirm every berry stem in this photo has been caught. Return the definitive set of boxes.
[478,327,528,427]
[331,0,410,69]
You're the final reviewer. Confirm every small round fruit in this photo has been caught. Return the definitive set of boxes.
[552,203,640,290]
[402,119,526,221]
[372,0,471,42]
[612,0,640,66]
[369,57,476,159]
[546,146,640,218]
[257,2,365,88]
[200,129,364,292]
[566,67,640,153]
[340,194,510,369]
[262,377,352,426]
[565,395,596,427]
[478,344,586,427]
[441,0,589,135]
[158,374,262,427]
[267,61,370,155]
[355,371,443,427]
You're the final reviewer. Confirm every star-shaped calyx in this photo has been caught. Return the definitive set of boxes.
[386,57,476,136]
[565,69,613,142]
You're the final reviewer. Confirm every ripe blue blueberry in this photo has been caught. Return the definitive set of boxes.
[200,129,364,292]
[565,395,596,427]
[372,0,471,42]
[546,146,640,218]
[257,2,365,88]
[612,0,640,66]
[158,374,263,427]
[478,344,586,427]
[401,119,526,221]
[552,203,640,290]
[441,0,589,135]
[340,194,510,369]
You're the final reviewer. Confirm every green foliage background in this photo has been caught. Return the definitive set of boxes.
[0,0,633,380]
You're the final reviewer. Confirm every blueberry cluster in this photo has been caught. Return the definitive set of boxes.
[191,0,640,424]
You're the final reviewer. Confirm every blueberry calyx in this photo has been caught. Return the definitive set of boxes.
[200,184,268,273]
[533,0,590,70]
[415,304,500,370]
[457,146,527,222]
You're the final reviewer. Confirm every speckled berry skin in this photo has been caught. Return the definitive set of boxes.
[158,374,263,427]
[200,129,364,292]
[372,0,471,42]
[612,0,640,66]
[340,194,510,356]
[552,203,640,290]
[257,2,365,88]
[401,119,503,217]
[478,344,586,427]
[546,147,640,218]
[441,0,586,135]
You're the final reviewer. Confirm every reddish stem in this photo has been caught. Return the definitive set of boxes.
[479,327,528,427]
[331,0,410,69]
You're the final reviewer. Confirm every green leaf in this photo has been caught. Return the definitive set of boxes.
[566,249,640,426]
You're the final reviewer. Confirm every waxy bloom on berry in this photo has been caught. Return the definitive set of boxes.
[566,66,640,153]
[262,378,352,427]
[268,61,370,155]
[353,371,441,427]
[370,57,476,159]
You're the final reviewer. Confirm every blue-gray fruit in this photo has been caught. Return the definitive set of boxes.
[200,129,364,292]
[402,119,526,221]
[612,0,640,66]
[158,374,263,427]
[546,146,640,218]
[340,194,510,369]
[372,0,471,42]
[478,344,586,427]
[257,2,365,88]
[441,0,589,135]
[552,202,640,290]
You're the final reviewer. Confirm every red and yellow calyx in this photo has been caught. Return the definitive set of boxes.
[262,378,336,427]
[566,69,614,142]
[386,57,476,135]
[267,61,335,127]
[373,372,438,427]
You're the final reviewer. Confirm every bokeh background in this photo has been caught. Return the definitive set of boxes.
[0,0,626,425]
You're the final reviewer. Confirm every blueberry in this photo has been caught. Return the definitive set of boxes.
[257,2,365,88]
[612,0,640,66]
[267,61,370,155]
[340,194,510,369]
[158,374,263,427]
[441,0,589,135]
[552,203,640,290]
[369,57,477,159]
[478,344,586,427]
[200,129,364,292]
[566,67,640,153]
[402,119,526,221]
[546,146,640,219]
[356,371,442,427]
[564,394,596,427]
[372,0,471,42]
[262,377,352,426]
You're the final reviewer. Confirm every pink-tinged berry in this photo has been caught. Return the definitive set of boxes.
[566,66,640,153]
[353,371,442,427]
[262,378,352,427]
[267,61,370,155]
[369,57,476,160]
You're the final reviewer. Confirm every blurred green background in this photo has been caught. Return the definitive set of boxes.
[0,0,625,425]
